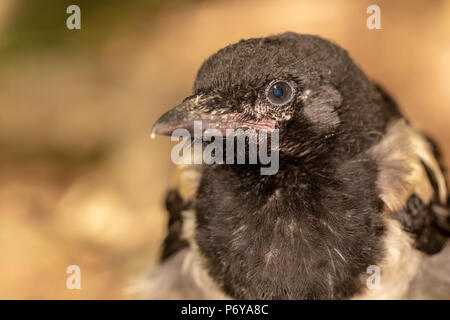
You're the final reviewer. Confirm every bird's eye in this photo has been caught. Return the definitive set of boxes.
[265,80,294,106]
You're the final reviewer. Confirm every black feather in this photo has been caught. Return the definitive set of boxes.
[161,189,190,261]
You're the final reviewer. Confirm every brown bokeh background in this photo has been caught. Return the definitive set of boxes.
[0,0,449,299]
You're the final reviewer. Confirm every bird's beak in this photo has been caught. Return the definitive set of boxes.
[151,95,276,138]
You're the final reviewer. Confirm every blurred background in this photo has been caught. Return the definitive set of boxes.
[0,0,449,299]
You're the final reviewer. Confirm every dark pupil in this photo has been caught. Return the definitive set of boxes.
[272,85,284,98]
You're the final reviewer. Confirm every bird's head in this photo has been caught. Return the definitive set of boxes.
[152,32,387,161]
[153,33,391,299]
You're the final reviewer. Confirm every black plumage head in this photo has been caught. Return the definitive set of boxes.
[153,32,387,159]
[153,33,390,299]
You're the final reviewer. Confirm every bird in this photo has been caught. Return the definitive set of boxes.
[137,32,450,299]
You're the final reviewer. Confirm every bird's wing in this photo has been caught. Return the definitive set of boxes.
[391,134,450,254]
[371,83,449,251]
[161,163,202,260]
[355,117,450,299]
[370,118,449,252]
